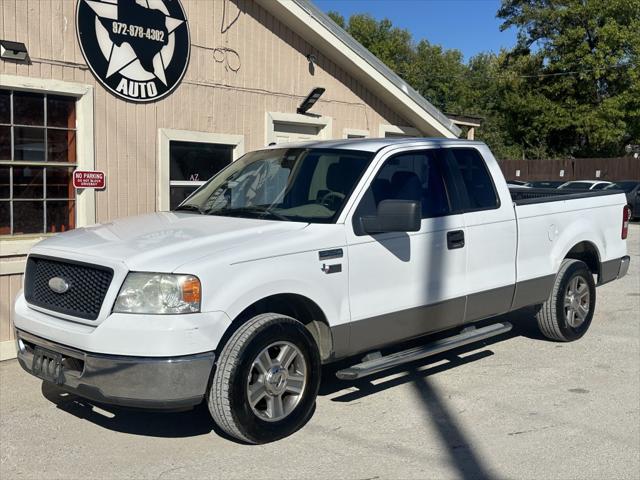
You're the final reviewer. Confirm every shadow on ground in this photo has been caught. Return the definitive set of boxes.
[42,383,217,438]
[41,306,543,450]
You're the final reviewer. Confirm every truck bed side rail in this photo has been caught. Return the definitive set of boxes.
[510,188,622,205]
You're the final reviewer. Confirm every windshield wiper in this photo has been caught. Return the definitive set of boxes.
[208,206,289,221]
[174,204,204,214]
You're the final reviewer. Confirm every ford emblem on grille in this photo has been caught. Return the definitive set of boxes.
[48,277,70,294]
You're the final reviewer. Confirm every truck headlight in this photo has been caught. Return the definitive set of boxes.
[113,273,201,314]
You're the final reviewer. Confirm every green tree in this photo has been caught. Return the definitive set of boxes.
[327,2,639,159]
[326,11,516,155]
[327,10,345,29]
[407,40,469,113]
[329,12,416,80]
[497,0,640,157]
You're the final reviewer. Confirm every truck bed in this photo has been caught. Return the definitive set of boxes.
[509,187,622,205]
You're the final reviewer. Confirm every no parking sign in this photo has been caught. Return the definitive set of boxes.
[73,170,106,189]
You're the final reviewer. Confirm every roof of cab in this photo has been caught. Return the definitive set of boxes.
[263,137,487,153]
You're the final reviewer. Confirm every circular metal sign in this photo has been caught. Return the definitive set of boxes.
[76,0,190,103]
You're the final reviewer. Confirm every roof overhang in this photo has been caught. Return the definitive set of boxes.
[446,113,483,128]
[256,0,462,139]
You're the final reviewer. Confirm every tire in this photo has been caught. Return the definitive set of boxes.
[536,259,596,342]
[208,313,321,444]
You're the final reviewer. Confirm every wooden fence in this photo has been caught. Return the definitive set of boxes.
[498,157,640,181]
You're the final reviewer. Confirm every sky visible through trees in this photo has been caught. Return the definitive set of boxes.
[328,0,639,160]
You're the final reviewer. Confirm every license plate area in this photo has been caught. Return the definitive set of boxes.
[32,346,64,384]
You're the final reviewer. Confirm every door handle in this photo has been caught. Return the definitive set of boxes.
[447,230,465,250]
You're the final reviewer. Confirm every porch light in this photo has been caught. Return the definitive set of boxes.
[0,40,29,62]
[297,87,325,114]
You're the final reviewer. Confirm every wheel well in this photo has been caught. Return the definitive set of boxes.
[223,294,333,362]
[565,241,600,276]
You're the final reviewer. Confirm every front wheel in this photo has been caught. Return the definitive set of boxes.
[208,313,321,444]
[536,259,596,342]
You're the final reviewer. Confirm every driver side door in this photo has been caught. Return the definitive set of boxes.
[344,148,468,355]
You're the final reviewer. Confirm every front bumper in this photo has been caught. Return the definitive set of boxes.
[16,329,215,409]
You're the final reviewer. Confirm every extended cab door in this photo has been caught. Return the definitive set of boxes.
[441,146,517,321]
[344,148,468,355]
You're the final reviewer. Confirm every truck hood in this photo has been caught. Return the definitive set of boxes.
[32,212,308,272]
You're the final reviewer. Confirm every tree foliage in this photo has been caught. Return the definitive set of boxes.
[329,13,415,80]
[328,0,640,159]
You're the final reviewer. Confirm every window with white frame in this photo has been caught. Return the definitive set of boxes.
[0,89,77,236]
[343,128,369,139]
[379,124,421,138]
[169,141,234,209]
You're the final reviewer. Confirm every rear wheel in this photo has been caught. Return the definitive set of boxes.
[536,259,596,341]
[208,313,321,444]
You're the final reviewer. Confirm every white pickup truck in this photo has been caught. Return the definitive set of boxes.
[13,138,631,443]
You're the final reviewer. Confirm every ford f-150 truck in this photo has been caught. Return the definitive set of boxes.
[13,138,631,443]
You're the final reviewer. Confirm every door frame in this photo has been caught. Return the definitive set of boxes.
[343,128,370,139]
[157,129,245,211]
[340,144,469,354]
[265,112,333,145]
[378,124,421,138]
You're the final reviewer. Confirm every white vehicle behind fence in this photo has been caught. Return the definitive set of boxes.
[13,138,631,443]
[558,180,614,190]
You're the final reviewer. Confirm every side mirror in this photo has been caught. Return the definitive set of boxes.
[361,199,421,234]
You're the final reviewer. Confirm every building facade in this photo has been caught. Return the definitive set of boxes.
[0,0,460,360]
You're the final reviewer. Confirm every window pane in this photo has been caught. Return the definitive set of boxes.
[14,126,45,161]
[47,129,76,163]
[13,201,44,234]
[0,126,10,160]
[169,141,233,182]
[0,201,9,235]
[170,185,199,210]
[184,148,373,223]
[356,151,450,219]
[47,95,76,128]
[449,149,498,210]
[0,167,9,198]
[13,91,44,126]
[564,182,590,190]
[0,90,9,124]
[13,166,44,198]
[46,200,75,233]
[46,167,74,198]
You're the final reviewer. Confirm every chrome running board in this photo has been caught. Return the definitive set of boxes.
[335,322,512,380]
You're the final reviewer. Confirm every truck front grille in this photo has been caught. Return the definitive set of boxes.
[24,256,114,321]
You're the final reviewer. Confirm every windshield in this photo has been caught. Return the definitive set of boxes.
[560,182,591,190]
[175,148,373,223]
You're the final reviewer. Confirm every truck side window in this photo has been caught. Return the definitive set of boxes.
[355,150,451,220]
[447,148,499,210]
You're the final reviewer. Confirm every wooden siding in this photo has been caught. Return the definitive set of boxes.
[0,0,419,345]
[1,0,410,224]
[0,273,21,348]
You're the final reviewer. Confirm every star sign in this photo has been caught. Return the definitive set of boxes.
[83,0,184,86]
